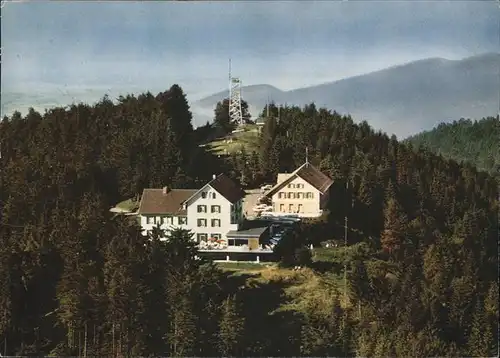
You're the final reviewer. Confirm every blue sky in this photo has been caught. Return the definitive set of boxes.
[1,1,498,115]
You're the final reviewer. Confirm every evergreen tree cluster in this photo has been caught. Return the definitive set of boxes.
[0,88,498,356]
[229,103,499,356]
[0,86,236,355]
[213,98,252,136]
[406,116,500,175]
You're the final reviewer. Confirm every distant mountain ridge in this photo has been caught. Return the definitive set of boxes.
[193,53,500,139]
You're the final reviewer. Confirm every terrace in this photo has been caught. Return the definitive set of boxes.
[197,226,274,253]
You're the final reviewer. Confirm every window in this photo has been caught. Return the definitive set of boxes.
[146,216,152,224]
[202,192,208,199]
[298,204,303,212]
[211,219,221,227]
[211,205,221,213]
[288,204,294,212]
[297,192,303,199]
[197,205,207,213]
[297,183,304,189]
[161,216,172,225]
[228,238,248,246]
[178,217,187,225]
[287,192,293,199]
[307,192,314,199]
[279,204,285,211]
[212,192,217,199]
[197,233,207,242]
[197,219,207,227]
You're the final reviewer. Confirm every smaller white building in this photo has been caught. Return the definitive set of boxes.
[138,187,195,236]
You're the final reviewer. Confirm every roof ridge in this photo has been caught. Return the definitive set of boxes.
[138,187,196,215]
[265,162,333,197]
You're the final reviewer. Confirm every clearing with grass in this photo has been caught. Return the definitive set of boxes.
[204,124,260,155]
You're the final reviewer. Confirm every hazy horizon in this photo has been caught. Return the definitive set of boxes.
[2,1,498,118]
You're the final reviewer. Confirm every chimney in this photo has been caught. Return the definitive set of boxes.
[162,186,169,195]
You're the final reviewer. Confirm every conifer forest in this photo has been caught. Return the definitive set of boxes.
[0,85,498,357]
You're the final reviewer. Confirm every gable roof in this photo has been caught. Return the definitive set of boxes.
[209,174,247,203]
[184,174,246,205]
[265,163,333,197]
[138,188,197,215]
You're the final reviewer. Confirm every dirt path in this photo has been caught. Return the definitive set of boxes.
[243,189,263,219]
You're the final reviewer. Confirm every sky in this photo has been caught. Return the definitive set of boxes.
[1,1,499,116]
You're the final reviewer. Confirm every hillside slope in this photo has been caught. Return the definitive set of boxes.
[1,87,498,356]
[406,116,500,174]
[193,53,500,138]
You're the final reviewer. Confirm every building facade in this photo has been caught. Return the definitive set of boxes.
[265,162,333,218]
[138,188,195,236]
[184,182,243,243]
[138,174,246,243]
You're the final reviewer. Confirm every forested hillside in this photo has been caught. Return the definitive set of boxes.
[0,90,498,356]
[406,116,500,174]
[193,53,500,137]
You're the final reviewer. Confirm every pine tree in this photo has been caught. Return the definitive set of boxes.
[217,295,245,357]
[213,98,251,135]
[136,225,170,355]
[156,84,193,162]
[484,281,499,354]
[467,299,494,357]
[380,186,408,259]
[163,229,201,356]
[169,295,197,357]
[349,260,371,318]
[103,218,146,356]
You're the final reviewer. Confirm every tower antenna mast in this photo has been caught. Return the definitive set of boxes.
[228,58,243,127]
[228,58,232,89]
